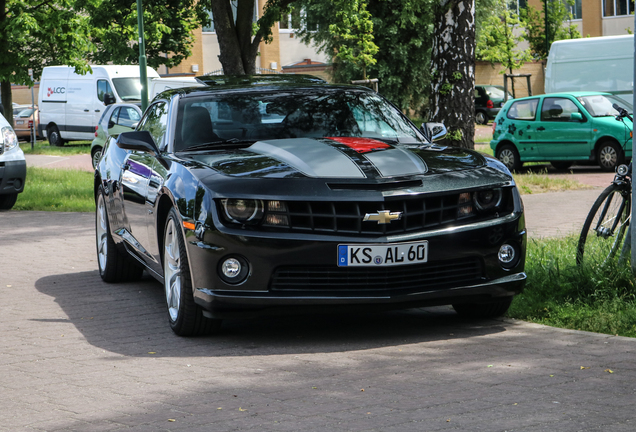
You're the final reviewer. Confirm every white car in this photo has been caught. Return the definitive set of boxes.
[0,112,26,210]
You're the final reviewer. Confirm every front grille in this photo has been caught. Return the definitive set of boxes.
[270,257,484,294]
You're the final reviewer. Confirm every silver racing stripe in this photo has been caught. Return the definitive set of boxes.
[248,139,366,178]
[362,146,428,177]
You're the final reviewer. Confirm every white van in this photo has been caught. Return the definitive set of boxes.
[545,35,634,103]
[148,77,204,100]
[38,65,160,146]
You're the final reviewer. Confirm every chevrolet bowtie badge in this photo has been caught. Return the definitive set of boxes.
[363,210,403,224]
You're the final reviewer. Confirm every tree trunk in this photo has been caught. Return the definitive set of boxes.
[210,0,247,74]
[429,0,475,149]
[1,80,12,126]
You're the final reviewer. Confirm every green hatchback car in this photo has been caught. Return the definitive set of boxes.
[490,92,633,172]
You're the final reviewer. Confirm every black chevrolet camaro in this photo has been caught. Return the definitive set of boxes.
[95,75,526,336]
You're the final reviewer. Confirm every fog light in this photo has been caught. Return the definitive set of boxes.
[498,244,517,269]
[218,256,250,284]
[222,258,241,278]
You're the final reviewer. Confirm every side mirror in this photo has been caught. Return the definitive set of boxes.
[570,112,584,122]
[421,122,447,142]
[116,131,159,156]
[103,93,116,106]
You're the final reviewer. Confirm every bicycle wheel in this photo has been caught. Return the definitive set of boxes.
[577,184,631,266]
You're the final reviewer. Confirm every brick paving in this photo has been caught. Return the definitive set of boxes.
[2,201,636,431]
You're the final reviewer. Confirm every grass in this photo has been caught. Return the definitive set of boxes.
[513,168,593,195]
[13,167,95,212]
[509,236,636,337]
[20,140,92,156]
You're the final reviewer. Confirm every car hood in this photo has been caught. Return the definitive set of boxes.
[182,137,488,180]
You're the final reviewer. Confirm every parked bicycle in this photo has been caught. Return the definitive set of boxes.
[577,103,633,266]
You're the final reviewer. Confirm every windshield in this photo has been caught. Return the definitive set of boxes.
[112,78,144,101]
[174,89,425,151]
[577,94,633,117]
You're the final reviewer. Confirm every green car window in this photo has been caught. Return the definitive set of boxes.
[507,99,538,120]
[541,97,581,121]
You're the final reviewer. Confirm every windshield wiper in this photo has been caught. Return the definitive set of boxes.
[178,138,257,152]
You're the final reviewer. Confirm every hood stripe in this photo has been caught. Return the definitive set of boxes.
[248,139,366,178]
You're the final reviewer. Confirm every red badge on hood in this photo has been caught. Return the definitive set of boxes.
[327,137,390,154]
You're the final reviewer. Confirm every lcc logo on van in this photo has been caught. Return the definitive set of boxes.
[47,87,65,97]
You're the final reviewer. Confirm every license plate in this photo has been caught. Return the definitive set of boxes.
[16,120,24,125]
[338,241,428,267]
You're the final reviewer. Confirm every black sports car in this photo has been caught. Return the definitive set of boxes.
[95,75,526,336]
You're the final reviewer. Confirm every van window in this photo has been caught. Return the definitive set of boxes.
[112,78,143,102]
[138,102,169,147]
[97,80,113,102]
[507,99,538,120]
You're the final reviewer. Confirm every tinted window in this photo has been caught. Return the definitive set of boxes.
[138,102,169,147]
[507,99,538,120]
[541,97,581,121]
[174,89,424,151]
[118,107,141,128]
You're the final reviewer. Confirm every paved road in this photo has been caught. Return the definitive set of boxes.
[2,208,636,431]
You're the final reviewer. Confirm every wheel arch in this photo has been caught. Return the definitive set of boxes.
[594,136,623,154]
[494,139,516,156]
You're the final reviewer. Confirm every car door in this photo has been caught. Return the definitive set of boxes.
[504,98,540,160]
[535,96,592,159]
[120,101,169,265]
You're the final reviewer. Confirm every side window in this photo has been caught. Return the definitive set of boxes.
[541,97,582,121]
[97,80,113,102]
[118,107,141,128]
[108,107,120,126]
[507,99,538,121]
[138,102,169,147]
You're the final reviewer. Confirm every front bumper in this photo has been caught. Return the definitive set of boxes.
[0,159,26,195]
[187,211,527,319]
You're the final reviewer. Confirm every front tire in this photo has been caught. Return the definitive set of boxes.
[597,141,623,172]
[576,184,630,266]
[496,144,522,172]
[163,208,222,336]
[96,187,143,282]
[452,297,513,318]
[0,193,18,211]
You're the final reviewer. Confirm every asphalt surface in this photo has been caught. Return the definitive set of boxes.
[3,149,632,431]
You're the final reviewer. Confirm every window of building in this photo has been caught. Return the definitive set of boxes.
[506,0,527,15]
[279,6,317,31]
[604,0,635,16]
[202,2,257,33]
[567,0,583,19]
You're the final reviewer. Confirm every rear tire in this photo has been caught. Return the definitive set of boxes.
[96,187,143,282]
[163,208,222,336]
[91,146,103,169]
[475,111,488,125]
[47,125,65,147]
[452,297,513,318]
[597,141,623,172]
[496,144,522,172]
[0,193,18,211]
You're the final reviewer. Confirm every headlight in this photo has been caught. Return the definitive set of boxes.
[473,188,503,212]
[221,199,264,224]
[1,126,18,152]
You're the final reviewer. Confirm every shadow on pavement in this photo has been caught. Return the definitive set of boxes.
[34,270,507,357]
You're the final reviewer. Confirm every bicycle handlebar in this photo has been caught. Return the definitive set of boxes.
[612,103,633,123]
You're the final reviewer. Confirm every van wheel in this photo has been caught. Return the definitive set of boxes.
[475,111,488,125]
[597,141,623,172]
[47,125,65,147]
[496,144,522,172]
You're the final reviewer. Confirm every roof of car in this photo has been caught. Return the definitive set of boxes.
[509,91,613,101]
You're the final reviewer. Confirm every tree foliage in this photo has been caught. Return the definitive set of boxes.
[522,0,581,59]
[476,0,532,97]
[298,0,434,112]
[76,0,208,69]
[0,0,92,123]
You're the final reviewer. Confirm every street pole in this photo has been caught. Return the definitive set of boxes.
[136,0,148,112]
[28,68,35,150]
[544,0,549,57]
[625,15,636,275]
